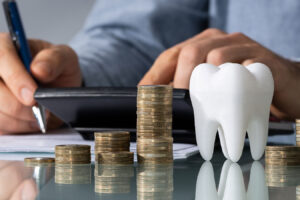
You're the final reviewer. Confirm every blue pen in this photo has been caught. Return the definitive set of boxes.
[3,0,47,133]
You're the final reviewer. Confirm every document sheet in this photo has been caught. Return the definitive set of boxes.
[0,129,199,161]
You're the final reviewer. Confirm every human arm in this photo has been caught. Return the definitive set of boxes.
[139,28,300,119]
[70,0,209,86]
[0,34,81,134]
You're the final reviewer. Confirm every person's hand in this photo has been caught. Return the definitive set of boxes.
[139,28,300,119]
[0,161,37,200]
[0,33,82,134]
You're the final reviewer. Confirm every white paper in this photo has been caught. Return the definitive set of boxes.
[0,128,199,161]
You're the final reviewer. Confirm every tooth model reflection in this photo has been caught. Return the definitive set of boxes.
[94,164,134,194]
[195,160,268,200]
[190,63,274,162]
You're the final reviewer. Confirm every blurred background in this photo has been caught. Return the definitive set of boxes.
[0,0,95,44]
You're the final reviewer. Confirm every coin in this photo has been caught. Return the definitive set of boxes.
[55,160,91,164]
[98,152,133,157]
[95,131,130,138]
[55,149,91,155]
[265,146,300,151]
[137,93,173,98]
[55,144,90,151]
[265,152,300,157]
[55,154,91,160]
[24,157,55,164]
[94,147,130,152]
[138,137,173,142]
[138,85,172,90]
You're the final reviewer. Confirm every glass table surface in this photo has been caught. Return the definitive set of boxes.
[1,146,299,200]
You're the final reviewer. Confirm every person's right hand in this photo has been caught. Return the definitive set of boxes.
[0,33,82,134]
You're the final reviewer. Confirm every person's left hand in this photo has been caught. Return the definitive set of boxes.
[139,28,300,119]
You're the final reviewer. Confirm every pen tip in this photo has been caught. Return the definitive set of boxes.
[41,127,46,134]
[32,105,47,134]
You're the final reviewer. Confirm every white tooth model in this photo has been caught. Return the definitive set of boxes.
[195,160,269,200]
[190,63,274,162]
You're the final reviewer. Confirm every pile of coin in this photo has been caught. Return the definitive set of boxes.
[265,146,300,166]
[137,85,173,164]
[296,119,300,146]
[94,131,133,164]
[137,164,173,200]
[94,164,134,194]
[55,164,91,184]
[55,145,91,164]
[265,165,300,187]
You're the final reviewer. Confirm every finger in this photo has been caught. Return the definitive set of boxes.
[242,57,270,66]
[207,44,263,66]
[0,162,32,199]
[139,29,226,85]
[0,161,12,170]
[139,48,181,85]
[31,45,79,86]
[28,39,52,57]
[175,28,227,50]
[0,81,35,122]
[242,57,276,79]
[0,112,39,134]
[0,34,37,106]
[9,179,37,200]
[173,33,251,88]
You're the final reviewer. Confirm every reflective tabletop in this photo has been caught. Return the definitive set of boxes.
[1,146,299,200]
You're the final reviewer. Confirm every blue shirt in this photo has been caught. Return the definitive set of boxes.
[70,0,300,87]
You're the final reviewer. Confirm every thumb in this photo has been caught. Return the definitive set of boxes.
[31,45,78,85]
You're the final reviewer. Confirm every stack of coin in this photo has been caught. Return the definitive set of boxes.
[265,165,300,187]
[297,185,300,200]
[94,164,134,194]
[55,164,91,184]
[55,145,91,164]
[94,131,133,164]
[137,85,173,164]
[296,119,300,146]
[137,164,173,200]
[265,146,300,166]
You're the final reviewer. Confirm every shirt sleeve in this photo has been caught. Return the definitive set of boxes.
[70,0,209,87]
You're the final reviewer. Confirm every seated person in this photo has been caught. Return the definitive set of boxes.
[0,0,299,134]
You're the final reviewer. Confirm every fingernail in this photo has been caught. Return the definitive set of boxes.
[35,62,52,76]
[21,87,33,104]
